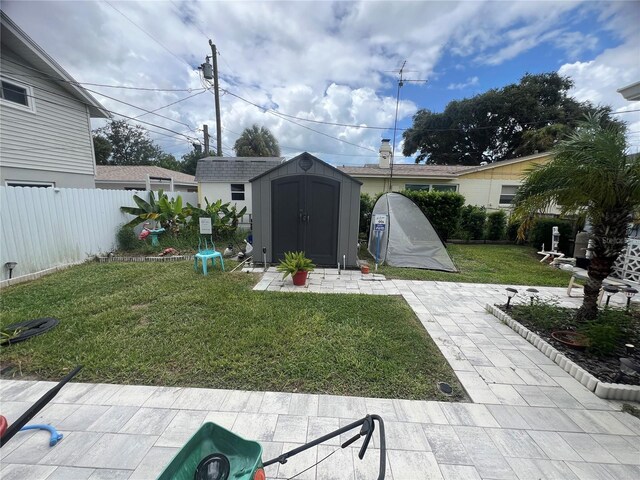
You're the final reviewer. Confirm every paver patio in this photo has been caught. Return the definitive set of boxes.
[1,271,638,479]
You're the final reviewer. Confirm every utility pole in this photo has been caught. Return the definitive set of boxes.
[389,61,428,192]
[203,124,209,155]
[209,40,222,157]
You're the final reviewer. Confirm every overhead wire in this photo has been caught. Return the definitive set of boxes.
[105,1,194,70]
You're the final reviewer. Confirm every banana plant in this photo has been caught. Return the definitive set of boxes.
[120,190,163,227]
[187,197,247,237]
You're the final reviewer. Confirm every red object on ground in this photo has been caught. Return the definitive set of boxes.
[292,271,308,286]
[0,415,8,437]
[361,265,370,274]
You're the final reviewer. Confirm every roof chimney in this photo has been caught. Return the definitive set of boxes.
[379,139,392,168]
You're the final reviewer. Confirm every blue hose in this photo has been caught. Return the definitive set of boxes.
[19,424,63,446]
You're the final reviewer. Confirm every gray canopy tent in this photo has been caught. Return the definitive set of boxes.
[368,193,457,272]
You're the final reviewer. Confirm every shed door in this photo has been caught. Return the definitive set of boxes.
[271,175,340,266]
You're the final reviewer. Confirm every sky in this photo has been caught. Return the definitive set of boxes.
[3,0,640,166]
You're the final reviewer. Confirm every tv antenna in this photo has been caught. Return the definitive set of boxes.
[389,61,427,190]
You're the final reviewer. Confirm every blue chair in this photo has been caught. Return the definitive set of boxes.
[194,236,224,275]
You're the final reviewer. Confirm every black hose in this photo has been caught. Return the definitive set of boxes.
[1,318,59,346]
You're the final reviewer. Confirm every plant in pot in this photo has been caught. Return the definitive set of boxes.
[277,251,315,286]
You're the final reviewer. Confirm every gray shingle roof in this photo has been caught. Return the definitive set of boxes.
[195,157,284,182]
[95,165,196,184]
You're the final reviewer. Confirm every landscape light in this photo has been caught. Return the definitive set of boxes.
[526,288,539,306]
[505,288,518,309]
[602,286,619,307]
[4,261,17,279]
[623,287,638,311]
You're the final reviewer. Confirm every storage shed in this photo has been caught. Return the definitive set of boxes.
[250,152,362,267]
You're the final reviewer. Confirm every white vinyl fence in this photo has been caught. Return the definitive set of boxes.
[0,187,197,280]
[612,238,640,284]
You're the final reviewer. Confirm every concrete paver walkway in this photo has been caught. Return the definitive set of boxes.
[1,271,638,479]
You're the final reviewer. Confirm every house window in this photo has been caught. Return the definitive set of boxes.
[6,181,54,188]
[405,184,430,191]
[432,184,457,192]
[0,78,34,112]
[231,183,245,201]
[500,185,519,204]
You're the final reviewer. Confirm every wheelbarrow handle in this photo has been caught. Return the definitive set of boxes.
[0,365,82,448]
[263,414,386,480]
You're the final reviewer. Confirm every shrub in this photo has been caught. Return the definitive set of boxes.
[507,219,522,243]
[459,205,486,240]
[401,190,465,241]
[528,217,573,253]
[116,224,137,251]
[360,193,374,238]
[486,210,507,240]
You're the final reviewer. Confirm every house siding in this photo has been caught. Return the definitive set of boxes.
[0,47,96,187]
[199,182,252,213]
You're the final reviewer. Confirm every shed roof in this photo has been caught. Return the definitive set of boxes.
[250,152,362,184]
[95,165,196,184]
[195,157,284,182]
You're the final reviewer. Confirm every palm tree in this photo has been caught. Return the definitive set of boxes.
[514,114,640,321]
[233,124,281,157]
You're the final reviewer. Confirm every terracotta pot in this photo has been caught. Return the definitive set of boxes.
[292,271,308,286]
[361,265,370,274]
[551,330,590,350]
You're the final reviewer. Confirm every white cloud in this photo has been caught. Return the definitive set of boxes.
[3,0,638,162]
[447,76,479,90]
[558,5,640,154]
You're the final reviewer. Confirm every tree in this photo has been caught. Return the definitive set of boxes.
[513,114,639,321]
[156,153,182,172]
[180,147,216,175]
[234,124,280,157]
[93,135,112,165]
[402,73,618,165]
[93,120,163,166]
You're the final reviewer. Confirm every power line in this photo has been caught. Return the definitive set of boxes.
[217,88,377,153]
[105,1,193,70]
[15,87,199,143]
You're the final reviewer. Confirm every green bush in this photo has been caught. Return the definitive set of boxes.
[528,217,573,253]
[116,224,137,251]
[401,190,465,241]
[360,193,374,238]
[507,219,522,243]
[486,210,507,240]
[459,205,486,240]
[581,308,633,356]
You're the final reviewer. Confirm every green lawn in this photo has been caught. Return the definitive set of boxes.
[0,261,465,401]
[363,244,572,286]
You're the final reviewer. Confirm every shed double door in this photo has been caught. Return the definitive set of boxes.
[272,175,340,266]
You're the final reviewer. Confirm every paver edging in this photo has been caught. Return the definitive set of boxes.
[485,303,640,402]
[97,255,194,263]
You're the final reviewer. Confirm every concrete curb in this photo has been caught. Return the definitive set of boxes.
[96,255,194,263]
[485,303,640,402]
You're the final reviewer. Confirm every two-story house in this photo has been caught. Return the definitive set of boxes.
[0,11,109,188]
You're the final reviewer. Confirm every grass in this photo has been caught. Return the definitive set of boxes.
[0,261,465,401]
[362,244,572,286]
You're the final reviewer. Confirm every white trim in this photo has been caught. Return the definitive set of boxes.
[5,180,55,187]
[0,75,36,113]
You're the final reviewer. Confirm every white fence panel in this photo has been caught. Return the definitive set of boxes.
[0,187,197,280]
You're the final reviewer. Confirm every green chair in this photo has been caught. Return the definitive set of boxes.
[194,237,224,275]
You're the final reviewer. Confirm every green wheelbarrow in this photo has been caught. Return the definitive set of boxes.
[158,414,386,480]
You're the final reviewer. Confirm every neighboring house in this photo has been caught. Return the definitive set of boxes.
[195,156,283,214]
[338,140,552,211]
[95,165,197,192]
[618,81,640,101]
[0,12,109,188]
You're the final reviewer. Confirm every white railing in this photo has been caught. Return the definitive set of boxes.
[0,187,197,280]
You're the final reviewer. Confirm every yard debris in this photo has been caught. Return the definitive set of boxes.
[158,248,178,257]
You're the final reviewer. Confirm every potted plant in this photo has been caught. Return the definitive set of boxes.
[277,251,315,286]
